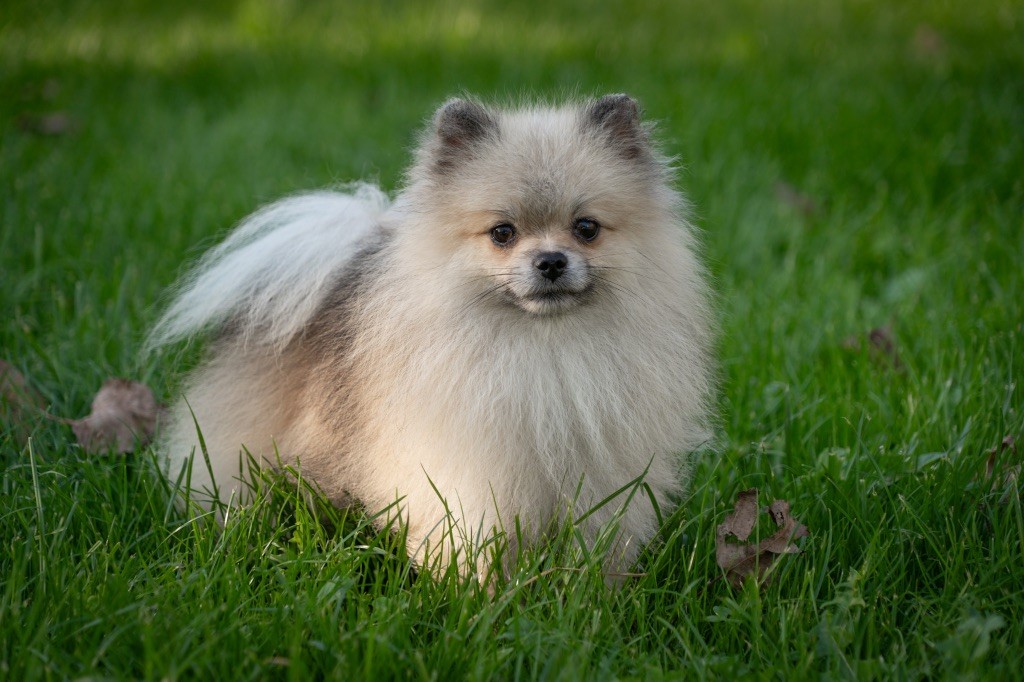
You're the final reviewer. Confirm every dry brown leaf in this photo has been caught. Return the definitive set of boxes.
[20,79,61,102]
[774,181,819,217]
[72,379,163,454]
[985,435,1016,475]
[1,360,43,408]
[984,436,1019,503]
[910,25,947,62]
[41,79,61,101]
[716,488,809,588]
[841,325,903,369]
[1,360,45,441]
[17,112,77,136]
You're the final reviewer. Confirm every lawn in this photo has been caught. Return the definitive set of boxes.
[2,0,1023,678]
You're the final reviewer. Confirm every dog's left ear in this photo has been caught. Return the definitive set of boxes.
[430,99,497,172]
[585,94,648,159]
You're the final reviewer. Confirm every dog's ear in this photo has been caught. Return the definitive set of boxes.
[585,94,648,159]
[431,99,497,171]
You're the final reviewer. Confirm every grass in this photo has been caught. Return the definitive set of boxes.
[2,0,1023,678]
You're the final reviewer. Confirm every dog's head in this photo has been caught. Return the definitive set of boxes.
[398,95,681,317]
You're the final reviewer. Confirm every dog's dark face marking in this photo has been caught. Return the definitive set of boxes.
[431,98,499,174]
[584,93,648,160]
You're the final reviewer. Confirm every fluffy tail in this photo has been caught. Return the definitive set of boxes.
[147,183,389,351]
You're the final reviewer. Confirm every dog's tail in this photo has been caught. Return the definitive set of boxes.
[147,183,389,351]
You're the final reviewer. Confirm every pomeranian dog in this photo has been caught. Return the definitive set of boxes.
[150,94,714,577]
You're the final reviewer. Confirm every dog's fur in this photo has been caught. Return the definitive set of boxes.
[151,95,715,575]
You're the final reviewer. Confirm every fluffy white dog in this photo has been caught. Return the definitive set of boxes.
[151,95,715,577]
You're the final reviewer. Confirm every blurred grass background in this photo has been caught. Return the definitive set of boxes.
[2,0,1023,678]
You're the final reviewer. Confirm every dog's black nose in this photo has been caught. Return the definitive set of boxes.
[533,251,568,281]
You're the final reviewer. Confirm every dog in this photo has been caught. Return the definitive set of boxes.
[150,94,715,578]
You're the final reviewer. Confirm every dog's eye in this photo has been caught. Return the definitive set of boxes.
[573,218,600,242]
[490,224,516,246]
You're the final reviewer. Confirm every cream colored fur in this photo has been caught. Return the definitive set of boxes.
[154,95,715,576]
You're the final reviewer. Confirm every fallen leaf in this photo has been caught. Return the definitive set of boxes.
[41,79,61,101]
[716,488,809,588]
[20,79,61,102]
[841,325,903,369]
[17,112,77,136]
[985,435,1016,475]
[910,25,947,62]
[718,488,759,542]
[0,360,43,407]
[763,500,809,551]
[774,181,819,217]
[1,360,45,441]
[984,436,1019,503]
[71,379,163,454]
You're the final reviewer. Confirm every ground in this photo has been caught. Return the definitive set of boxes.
[2,0,1022,678]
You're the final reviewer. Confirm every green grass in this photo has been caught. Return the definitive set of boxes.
[3,0,1023,678]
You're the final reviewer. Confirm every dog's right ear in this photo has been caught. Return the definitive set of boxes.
[430,99,496,172]
[585,94,649,160]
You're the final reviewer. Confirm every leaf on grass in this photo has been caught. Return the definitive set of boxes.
[715,488,809,588]
[17,112,77,136]
[1,360,45,440]
[71,379,163,454]
[774,181,819,218]
[985,435,1016,476]
[910,25,947,62]
[983,436,1019,503]
[1,360,43,408]
[841,325,903,369]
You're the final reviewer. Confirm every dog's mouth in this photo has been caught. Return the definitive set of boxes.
[525,291,575,302]
[513,284,593,315]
